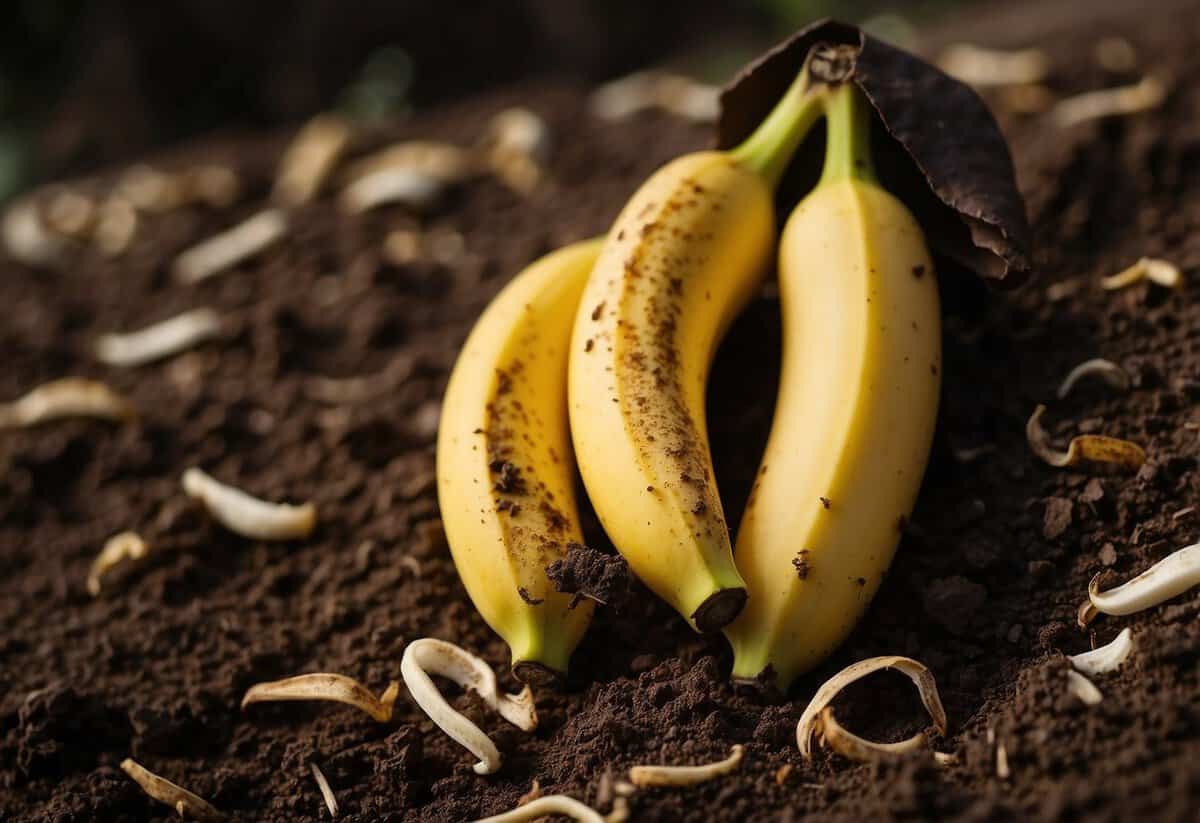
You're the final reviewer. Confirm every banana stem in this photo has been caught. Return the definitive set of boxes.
[817,81,877,187]
[729,67,826,191]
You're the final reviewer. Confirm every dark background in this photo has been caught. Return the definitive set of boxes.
[0,0,967,200]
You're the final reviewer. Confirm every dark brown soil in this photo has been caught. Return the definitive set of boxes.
[4,5,1200,821]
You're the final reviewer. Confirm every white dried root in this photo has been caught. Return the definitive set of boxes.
[1100,257,1182,290]
[274,115,353,206]
[1053,75,1167,127]
[480,108,552,195]
[338,169,444,214]
[182,467,316,540]
[242,673,400,722]
[1069,627,1134,675]
[937,44,1050,87]
[343,141,478,186]
[629,744,744,788]
[1083,542,1200,621]
[0,378,136,429]
[120,758,222,821]
[400,637,537,775]
[472,794,606,823]
[815,707,927,762]
[173,209,288,284]
[2,198,65,267]
[95,308,222,367]
[589,71,719,122]
[1066,670,1104,706]
[796,656,947,759]
[310,762,339,818]
[1025,404,1145,470]
[1056,359,1130,399]
[87,532,148,596]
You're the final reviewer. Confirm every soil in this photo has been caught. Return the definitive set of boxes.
[4,3,1200,821]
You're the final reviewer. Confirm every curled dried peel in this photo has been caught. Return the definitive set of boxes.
[120,758,222,821]
[400,638,537,775]
[472,794,606,823]
[182,467,316,541]
[1086,542,1200,618]
[1066,670,1103,706]
[1056,359,1130,399]
[87,532,148,595]
[1069,627,1134,675]
[629,744,744,788]
[1025,405,1145,470]
[95,308,222,368]
[0,378,136,429]
[816,707,938,763]
[796,656,946,759]
[1101,257,1182,290]
[241,673,400,722]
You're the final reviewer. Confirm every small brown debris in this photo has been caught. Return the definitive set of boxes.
[517,779,542,806]
[546,543,635,610]
[517,586,544,605]
[120,758,222,821]
[819,496,831,509]
[792,551,811,579]
[241,673,400,722]
[774,764,793,785]
[1042,498,1074,540]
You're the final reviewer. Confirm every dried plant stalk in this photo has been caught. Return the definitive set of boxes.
[95,308,222,367]
[938,44,1050,86]
[0,378,136,429]
[1053,75,1167,127]
[242,673,399,722]
[1101,257,1182,290]
[1066,670,1103,706]
[1086,542,1200,617]
[400,637,537,774]
[87,532,148,595]
[629,744,744,787]
[310,762,339,818]
[1056,359,1130,399]
[1025,405,1145,470]
[796,656,947,759]
[173,209,288,284]
[816,708,927,762]
[1069,627,1134,675]
[274,115,353,206]
[472,794,607,823]
[182,467,316,541]
[120,758,222,821]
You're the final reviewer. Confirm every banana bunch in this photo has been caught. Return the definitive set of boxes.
[438,68,940,687]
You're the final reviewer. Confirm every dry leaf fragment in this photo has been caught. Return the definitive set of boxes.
[629,744,744,788]
[0,378,136,429]
[182,467,317,540]
[338,169,444,214]
[242,673,399,722]
[1085,542,1200,618]
[87,532,148,596]
[815,707,927,762]
[1025,404,1145,470]
[1056,359,1130,399]
[796,656,947,759]
[120,758,222,821]
[173,209,288,284]
[274,115,353,206]
[1100,257,1182,290]
[2,198,65,266]
[472,794,606,823]
[95,308,222,367]
[400,637,537,774]
[1069,627,1134,675]
[937,44,1050,87]
[1066,670,1103,706]
[1053,75,1167,127]
[310,762,339,818]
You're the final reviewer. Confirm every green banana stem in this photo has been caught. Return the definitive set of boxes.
[817,81,877,187]
[729,67,826,191]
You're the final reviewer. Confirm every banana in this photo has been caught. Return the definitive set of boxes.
[569,70,824,632]
[437,239,601,681]
[724,83,942,688]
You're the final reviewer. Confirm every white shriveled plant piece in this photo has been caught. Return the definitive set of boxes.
[815,707,928,762]
[242,673,399,722]
[87,532,148,595]
[1066,670,1104,706]
[172,209,288,284]
[1081,543,1200,624]
[94,308,222,367]
[629,744,744,787]
[0,378,136,429]
[1069,627,1134,675]
[472,794,607,823]
[182,467,316,540]
[1101,257,1182,290]
[1056,359,1130,399]
[120,758,222,821]
[937,44,1049,86]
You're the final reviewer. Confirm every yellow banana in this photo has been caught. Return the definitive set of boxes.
[569,70,824,632]
[437,240,601,681]
[724,83,942,688]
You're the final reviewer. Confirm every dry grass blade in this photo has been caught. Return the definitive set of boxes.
[1066,670,1104,706]
[1053,75,1167,127]
[173,209,288,284]
[629,744,744,787]
[471,794,606,823]
[1069,627,1134,675]
[1025,405,1145,470]
[938,44,1050,86]
[182,467,316,540]
[400,637,537,775]
[310,762,339,818]
[796,655,947,759]
[0,378,136,429]
[816,707,927,762]
[242,673,399,722]
[95,308,222,367]
[1087,542,1200,617]
[120,758,222,821]
[1101,257,1182,290]
[87,532,148,595]
[1056,359,1130,399]
[274,115,353,206]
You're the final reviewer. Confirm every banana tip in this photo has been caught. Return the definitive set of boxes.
[691,588,748,633]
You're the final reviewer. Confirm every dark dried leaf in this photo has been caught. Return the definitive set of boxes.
[717,18,1031,285]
